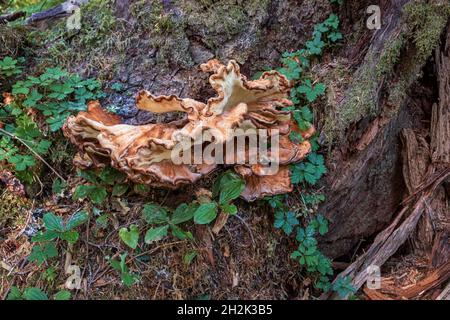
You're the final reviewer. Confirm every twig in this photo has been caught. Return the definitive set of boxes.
[234,214,256,247]
[0,128,66,182]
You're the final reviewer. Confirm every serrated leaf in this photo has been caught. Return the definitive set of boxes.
[43,212,64,232]
[66,211,89,230]
[60,230,79,244]
[23,288,48,300]
[112,183,129,197]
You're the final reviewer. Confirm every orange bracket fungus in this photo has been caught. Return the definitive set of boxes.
[63,60,315,201]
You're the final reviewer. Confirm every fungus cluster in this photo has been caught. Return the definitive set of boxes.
[63,60,315,201]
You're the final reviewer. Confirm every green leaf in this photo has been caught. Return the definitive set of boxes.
[9,154,35,171]
[99,166,125,185]
[219,177,245,204]
[144,225,169,244]
[66,211,89,230]
[170,224,193,241]
[112,183,129,197]
[43,212,64,232]
[23,287,48,300]
[171,203,197,225]
[89,186,108,204]
[53,290,71,300]
[142,203,169,224]
[31,230,59,242]
[213,171,245,203]
[60,230,79,244]
[6,287,22,300]
[96,214,109,229]
[34,139,52,155]
[193,202,217,224]
[52,178,67,195]
[220,202,238,215]
[332,276,356,298]
[274,211,299,235]
[183,251,197,265]
[119,225,140,249]
[72,185,95,200]
[28,242,58,266]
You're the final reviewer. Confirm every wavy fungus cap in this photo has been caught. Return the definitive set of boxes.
[63,60,315,201]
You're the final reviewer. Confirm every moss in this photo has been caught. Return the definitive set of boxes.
[376,34,406,77]
[323,0,450,143]
[28,0,129,78]
[0,190,30,228]
[403,1,450,61]
[182,0,269,49]
[387,0,450,107]
[323,54,379,143]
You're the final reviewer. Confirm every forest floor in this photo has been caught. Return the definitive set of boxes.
[0,0,449,300]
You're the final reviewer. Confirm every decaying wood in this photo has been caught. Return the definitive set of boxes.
[431,27,450,166]
[368,260,450,300]
[392,260,450,299]
[319,0,417,257]
[322,167,450,300]
[436,281,450,300]
[363,287,394,300]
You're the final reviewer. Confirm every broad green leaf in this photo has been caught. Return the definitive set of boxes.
[66,211,89,230]
[6,287,22,300]
[219,178,245,204]
[171,203,197,225]
[170,225,193,241]
[23,287,48,300]
[193,202,217,225]
[119,225,140,249]
[142,203,169,224]
[220,203,238,215]
[144,225,169,244]
[112,183,129,197]
[60,230,79,244]
[89,186,108,204]
[53,290,71,300]
[43,212,64,232]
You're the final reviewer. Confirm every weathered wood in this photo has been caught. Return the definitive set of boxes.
[0,11,25,24]
[383,261,450,299]
[321,168,450,299]
[25,0,90,24]
[431,26,450,165]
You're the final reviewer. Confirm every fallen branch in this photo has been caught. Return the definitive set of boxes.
[25,0,89,24]
[0,11,25,24]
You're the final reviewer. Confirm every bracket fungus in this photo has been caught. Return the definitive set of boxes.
[63,60,315,201]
